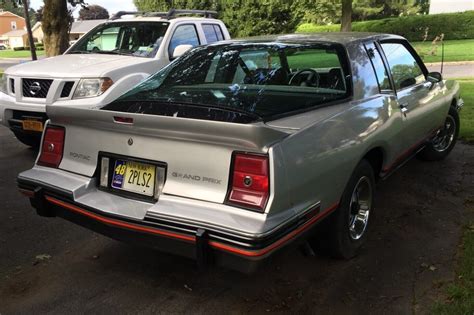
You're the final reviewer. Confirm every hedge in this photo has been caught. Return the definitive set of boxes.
[297,11,474,41]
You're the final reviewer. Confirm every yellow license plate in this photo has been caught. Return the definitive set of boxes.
[22,120,43,132]
[111,160,156,197]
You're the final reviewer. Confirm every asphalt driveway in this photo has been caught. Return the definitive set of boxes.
[1,125,473,314]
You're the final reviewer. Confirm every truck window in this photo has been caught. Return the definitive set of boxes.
[381,42,425,90]
[168,24,200,58]
[202,24,224,43]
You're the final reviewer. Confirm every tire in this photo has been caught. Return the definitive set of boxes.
[13,131,41,148]
[418,106,459,161]
[328,159,375,259]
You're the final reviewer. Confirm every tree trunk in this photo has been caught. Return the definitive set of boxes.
[340,0,352,32]
[22,0,37,61]
[42,0,70,57]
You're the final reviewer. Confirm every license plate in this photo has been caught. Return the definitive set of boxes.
[111,160,156,197]
[22,120,43,132]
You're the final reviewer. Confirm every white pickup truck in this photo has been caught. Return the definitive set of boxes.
[0,9,230,146]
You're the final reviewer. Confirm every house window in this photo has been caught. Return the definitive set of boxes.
[11,21,17,30]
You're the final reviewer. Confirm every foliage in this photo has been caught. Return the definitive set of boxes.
[297,11,474,42]
[133,0,430,37]
[432,221,474,312]
[78,4,109,20]
[291,0,341,25]
[134,0,297,37]
[221,0,297,37]
[133,0,221,12]
[35,6,44,21]
[0,1,37,25]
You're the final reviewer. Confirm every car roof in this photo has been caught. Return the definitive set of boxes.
[218,32,405,46]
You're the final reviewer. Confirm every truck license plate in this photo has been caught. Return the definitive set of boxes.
[22,120,43,132]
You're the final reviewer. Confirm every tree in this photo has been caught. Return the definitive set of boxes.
[292,0,341,25]
[134,0,296,37]
[133,0,171,11]
[78,4,109,20]
[42,0,84,57]
[0,0,24,17]
[340,0,352,32]
[353,0,383,21]
[22,0,36,60]
[35,6,44,22]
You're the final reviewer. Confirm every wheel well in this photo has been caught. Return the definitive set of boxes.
[363,148,384,178]
[451,98,457,108]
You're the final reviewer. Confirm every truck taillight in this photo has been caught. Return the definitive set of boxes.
[226,153,269,212]
[38,126,65,168]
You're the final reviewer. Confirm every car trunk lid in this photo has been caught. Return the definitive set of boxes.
[46,106,290,204]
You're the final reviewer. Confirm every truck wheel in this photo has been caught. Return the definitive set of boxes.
[418,107,459,161]
[329,159,375,259]
[13,131,41,148]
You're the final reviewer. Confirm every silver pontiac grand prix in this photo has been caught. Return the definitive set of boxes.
[18,33,463,272]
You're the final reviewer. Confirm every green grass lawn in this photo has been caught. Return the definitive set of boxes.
[458,78,474,142]
[413,39,474,63]
[432,223,474,314]
[432,78,474,313]
[0,49,45,59]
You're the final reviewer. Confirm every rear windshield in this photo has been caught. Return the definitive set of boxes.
[103,43,351,121]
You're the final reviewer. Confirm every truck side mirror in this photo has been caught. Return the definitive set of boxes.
[427,71,443,83]
[171,44,193,60]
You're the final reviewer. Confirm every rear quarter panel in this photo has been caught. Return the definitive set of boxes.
[273,95,399,214]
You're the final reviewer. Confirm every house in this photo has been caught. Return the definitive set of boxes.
[32,22,44,43]
[2,29,27,48]
[429,0,474,14]
[69,19,107,42]
[0,10,26,36]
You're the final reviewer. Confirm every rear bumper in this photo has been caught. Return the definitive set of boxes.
[17,168,337,273]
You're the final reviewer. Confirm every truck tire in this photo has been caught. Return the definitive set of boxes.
[418,106,459,161]
[329,159,375,259]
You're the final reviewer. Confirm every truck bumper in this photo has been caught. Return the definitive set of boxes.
[0,91,47,142]
[17,167,337,273]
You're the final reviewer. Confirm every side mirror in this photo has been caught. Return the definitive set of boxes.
[171,44,193,60]
[399,77,417,89]
[427,71,443,83]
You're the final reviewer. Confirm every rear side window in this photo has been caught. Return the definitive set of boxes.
[381,42,425,90]
[365,42,392,92]
[202,24,224,43]
[168,24,200,57]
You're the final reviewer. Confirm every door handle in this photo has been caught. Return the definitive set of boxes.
[399,103,409,113]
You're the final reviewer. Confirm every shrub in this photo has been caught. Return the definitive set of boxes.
[297,10,474,41]
[13,46,26,51]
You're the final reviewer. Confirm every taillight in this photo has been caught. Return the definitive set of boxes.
[38,126,65,168]
[226,153,269,212]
